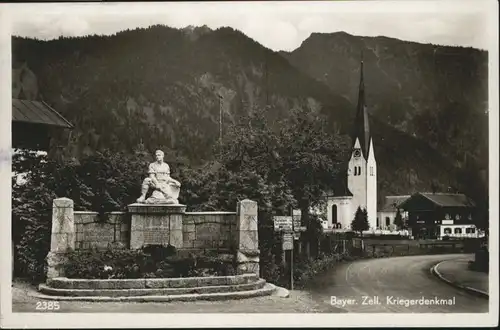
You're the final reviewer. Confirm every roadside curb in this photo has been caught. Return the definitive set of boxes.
[271,285,290,298]
[431,261,489,299]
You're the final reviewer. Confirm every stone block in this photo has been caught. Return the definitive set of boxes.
[193,215,206,224]
[183,215,195,224]
[50,232,76,252]
[236,250,260,276]
[52,200,75,235]
[237,230,258,250]
[193,240,207,248]
[46,251,67,279]
[130,230,145,250]
[170,214,183,231]
[184,224,195,233]
[183,231,196,242]
[53,197,73,208]
[182,239,195,248]
[169,229,183,248]
[128,203,186,215]
[129,204,184,249]
[196,222,221,241]
[237,199,257,217]
[239,214,258,231]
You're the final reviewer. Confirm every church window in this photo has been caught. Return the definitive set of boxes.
[332,205,338,224]
[370,166,374,176]
[376,217,380,228]
[385,217,390,227]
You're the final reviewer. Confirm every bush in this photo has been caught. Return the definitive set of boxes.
[293,253,341,288]
[63,246,236,279]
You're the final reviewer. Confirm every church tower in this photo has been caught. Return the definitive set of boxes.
[347,56,377,230]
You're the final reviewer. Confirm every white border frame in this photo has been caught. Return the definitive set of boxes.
[1,1,498,328]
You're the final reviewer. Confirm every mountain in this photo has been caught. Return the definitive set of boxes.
[281,32,489,170]
[12,25,462,202]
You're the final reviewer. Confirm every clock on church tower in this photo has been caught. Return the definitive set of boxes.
[353,149,361,158]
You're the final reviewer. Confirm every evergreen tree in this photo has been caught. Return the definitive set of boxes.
[394,208,404,230]
[351,206,369,236]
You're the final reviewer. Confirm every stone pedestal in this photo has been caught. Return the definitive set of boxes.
[128,203,186,249]
[235,199,260,276]
[47,197,75,278]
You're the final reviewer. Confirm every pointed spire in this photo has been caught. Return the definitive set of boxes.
[352,51,371,159]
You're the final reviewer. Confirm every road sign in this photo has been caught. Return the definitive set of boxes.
[282,233,293,250]
[274,216,304,232]
[274,216,292,231]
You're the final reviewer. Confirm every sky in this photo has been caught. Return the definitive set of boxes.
[5,1,496,52]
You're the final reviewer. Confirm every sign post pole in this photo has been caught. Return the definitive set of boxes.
[290,205,294,291]
[290,239,294,291]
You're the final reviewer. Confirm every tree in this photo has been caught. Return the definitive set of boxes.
[394,209,405,230]
[278,107,349,228]
[351,207,369,236]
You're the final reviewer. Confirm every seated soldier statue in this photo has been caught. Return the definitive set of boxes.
[136,149,181,204]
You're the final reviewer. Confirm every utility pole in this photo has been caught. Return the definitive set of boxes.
[218,93,224,151]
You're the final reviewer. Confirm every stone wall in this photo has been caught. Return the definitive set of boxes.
[183,212,237,250]
[74,212,129,250]
[63,205,247,252]
[47,198,260,278]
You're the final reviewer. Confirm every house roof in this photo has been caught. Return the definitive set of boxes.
[399,192,476,210]
[12,99,73,129]
[420,192,476,208]
[380,195,411,212]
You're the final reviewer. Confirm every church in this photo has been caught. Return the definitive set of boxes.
[325,59,377,231]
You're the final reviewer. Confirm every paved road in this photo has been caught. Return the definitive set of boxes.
[304,254,489,313]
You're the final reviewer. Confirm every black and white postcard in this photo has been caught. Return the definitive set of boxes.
[1,1,498,328]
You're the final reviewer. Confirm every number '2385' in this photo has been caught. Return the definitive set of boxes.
[36,301,60,310]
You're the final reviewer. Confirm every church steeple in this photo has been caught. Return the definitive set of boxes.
[352,52,371,159]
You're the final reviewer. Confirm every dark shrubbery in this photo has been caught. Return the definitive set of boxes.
[63,245,236,279]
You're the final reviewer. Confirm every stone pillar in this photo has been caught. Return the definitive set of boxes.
[46,197,75,279]
[235,199,260,276]
[128,203,186,250]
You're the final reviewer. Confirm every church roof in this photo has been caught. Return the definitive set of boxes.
[324,174,353,197]
[351,57,372,159]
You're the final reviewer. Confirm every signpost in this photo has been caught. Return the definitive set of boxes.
[273,212,307,291]
[282,232,293,250]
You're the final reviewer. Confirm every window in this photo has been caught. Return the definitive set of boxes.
[454,228,462,234]
[376,217,380,228]
[466,227,476,234]
[353,166,362,176]
[385,217,390,226]
[370,166,374,176]
[444,227,452,234]
[336,223,342,229]
[332,205,338,224]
